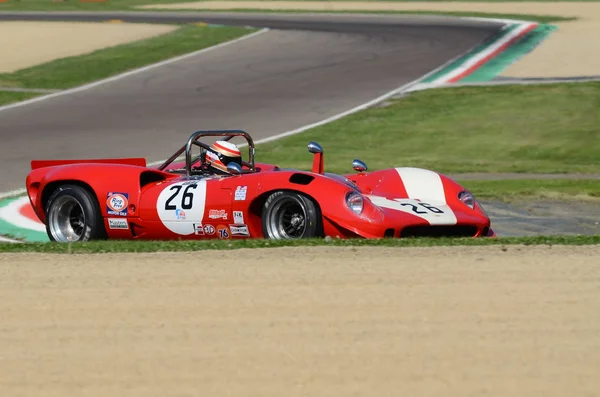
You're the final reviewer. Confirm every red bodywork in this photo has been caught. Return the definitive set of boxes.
[25,153,495,240]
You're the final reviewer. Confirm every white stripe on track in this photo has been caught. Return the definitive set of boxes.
[0,28,270,114]
[0,189,27,200]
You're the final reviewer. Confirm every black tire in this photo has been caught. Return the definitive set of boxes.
[261,191,322,239]
[45,184,106,242]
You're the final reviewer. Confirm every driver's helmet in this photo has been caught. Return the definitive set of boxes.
[205,140,242,175]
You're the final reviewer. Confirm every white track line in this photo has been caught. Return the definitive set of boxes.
[251,24,509,145]
[0,189,27,200]
[0,28,270,114]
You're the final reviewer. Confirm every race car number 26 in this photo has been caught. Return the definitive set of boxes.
[400,202,444,214]
[157,181,208,235]
[165,184,197,210]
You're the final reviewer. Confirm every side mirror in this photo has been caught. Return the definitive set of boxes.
[352,159,368,173]
[227,162,242,175]
[307,141,324,174]
[307,141,323,154]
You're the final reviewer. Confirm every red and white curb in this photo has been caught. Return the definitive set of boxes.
[438,22,537,83]
[0,196,46,233]
[406,19,539,92]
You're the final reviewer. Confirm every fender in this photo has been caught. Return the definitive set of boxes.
[26,163,175,223]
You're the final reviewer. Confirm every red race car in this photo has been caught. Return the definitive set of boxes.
[26,130,495,242]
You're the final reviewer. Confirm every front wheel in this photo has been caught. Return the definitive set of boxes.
[45,184,106,242]
[261,191,322,239]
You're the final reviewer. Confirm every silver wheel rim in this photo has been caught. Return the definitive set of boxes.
[48,196,86,242]
[266,196,308,239]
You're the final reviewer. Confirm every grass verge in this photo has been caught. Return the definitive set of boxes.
[0,91,41,106]
[1,235,599,253]
[256,83,600,175]
[142,9,574,24]
[0,24,256,89]
[0,0,576,23]
[462,179,600,202]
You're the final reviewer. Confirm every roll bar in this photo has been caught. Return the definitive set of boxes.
[156,130,256,175]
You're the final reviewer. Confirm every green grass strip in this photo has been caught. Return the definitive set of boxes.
[0,0,577,23]
[1,235,599,254]
[139,9,575,24]
[0,90,41,105]
[0,24,256,89]
[257,82,600,175]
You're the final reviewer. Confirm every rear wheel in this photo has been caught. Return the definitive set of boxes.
[45,184,106,242]
[261,191,322,239]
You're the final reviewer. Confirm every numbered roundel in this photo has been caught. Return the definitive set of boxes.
[156,181,207,235]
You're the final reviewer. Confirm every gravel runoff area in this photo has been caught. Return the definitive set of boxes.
[0,21,176,73]
[142,1,600,78]
[1,245,599,397]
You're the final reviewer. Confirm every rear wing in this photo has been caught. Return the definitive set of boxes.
[31,158,147,170]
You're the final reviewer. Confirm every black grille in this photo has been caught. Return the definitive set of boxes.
[400,225,479,238]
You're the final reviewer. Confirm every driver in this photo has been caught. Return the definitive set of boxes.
[204,140,243,175]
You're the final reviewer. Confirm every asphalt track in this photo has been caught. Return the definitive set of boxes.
[0,12,501,192]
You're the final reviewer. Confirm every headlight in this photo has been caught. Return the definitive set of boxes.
[345,191,364,215]
[458,190,475,209]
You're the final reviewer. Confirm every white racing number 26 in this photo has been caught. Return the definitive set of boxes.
[157,181,208,235]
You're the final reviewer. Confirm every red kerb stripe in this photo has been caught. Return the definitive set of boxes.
[447,23,538,83]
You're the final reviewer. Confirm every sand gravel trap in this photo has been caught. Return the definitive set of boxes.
[142,2,600,78]
[0,21,176,73]
[1,245,599,397]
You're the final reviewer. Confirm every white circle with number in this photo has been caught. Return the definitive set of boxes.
[156,180,207,235]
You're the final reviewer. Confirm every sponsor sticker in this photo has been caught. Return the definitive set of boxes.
[217,225,230,239]
[108,218,128,230]
[208,209,228,220]
[203,224,216,235]
[193,223,205,235]
[234,186,247,201]
[230,225,250,237]
[106,192,129,216]
[175,209,186,220]
[233,211,244,225]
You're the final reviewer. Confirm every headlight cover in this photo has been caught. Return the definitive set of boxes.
[346,191,364,215]
[458,190,475,209]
